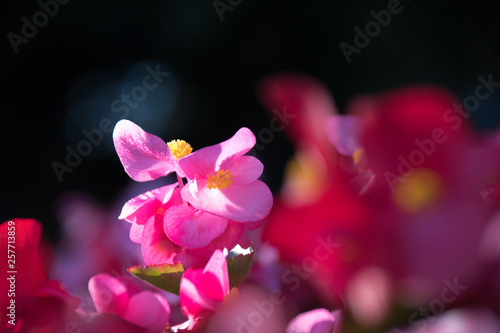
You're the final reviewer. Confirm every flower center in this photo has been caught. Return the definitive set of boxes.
[167,140,192,159]
[352,148,364,165]
[393,168,442,213]
[206,169,233,190]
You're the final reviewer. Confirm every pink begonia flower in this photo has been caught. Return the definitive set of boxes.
[89,273,170,333]
[113,119,192,180]
[178,127,273,222]
[179,249,229,327]
[286,308,341,333]
[119,183,182,243]
[119,183,248,266]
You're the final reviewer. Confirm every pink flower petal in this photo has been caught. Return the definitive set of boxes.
[225,156,263,184]
[189,220,245,259]
[129,222,144,243]
[123,291,170,332]
[180,270,218,320]
[164,205,228,249]
[286,308,337,333]
[182,181,273,222]
[215,127,256,168]
[88,273,129,316]
[177,145,219,182]
[180,250,229,320]
[325,115,362,156]
[202,249,230,297]
[113,119,175,182]
[141,215,182,265]
[178,127,256,180]
[119,184,179,224]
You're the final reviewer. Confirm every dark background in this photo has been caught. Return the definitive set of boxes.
[1,0,500,240]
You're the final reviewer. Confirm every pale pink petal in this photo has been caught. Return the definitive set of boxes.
[182,181,273,222]
[113,119,175,181]
[129,222,144,243]
[325,115,362,156]
[88,273,129,316]
[225,156,263,184]
[141,215,182,265]
[177,145,219,181]
[123,291,170,332]
[286,308,337,333]
[164,205,228,249]
[177,127,256,181]
[215,127,256,168]
[190,220,245,259]
[119,184,178,224]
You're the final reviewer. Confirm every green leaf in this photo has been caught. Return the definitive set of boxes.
[128,263,185,295]
[227,245,254,289]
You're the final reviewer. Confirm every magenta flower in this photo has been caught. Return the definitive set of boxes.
[88,273,170,333]
[179,249,229,327]
[178,127,273,222]
[113,119,192,180]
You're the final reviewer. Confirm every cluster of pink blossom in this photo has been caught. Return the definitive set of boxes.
[108,120,273,330]
[112,120,272,268]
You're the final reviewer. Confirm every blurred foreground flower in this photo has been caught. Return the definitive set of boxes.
[0,219,80,332]
[89,273,170,332]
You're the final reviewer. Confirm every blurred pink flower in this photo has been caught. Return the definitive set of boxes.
[89,273,170,333]
[1,219,81,332]
[261,74,500,317]
[286,308,341,333]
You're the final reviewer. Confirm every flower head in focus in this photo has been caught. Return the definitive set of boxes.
[178,127,273,222]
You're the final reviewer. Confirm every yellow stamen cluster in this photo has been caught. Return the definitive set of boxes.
[167,140,192,159]
[206,169,234,190]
